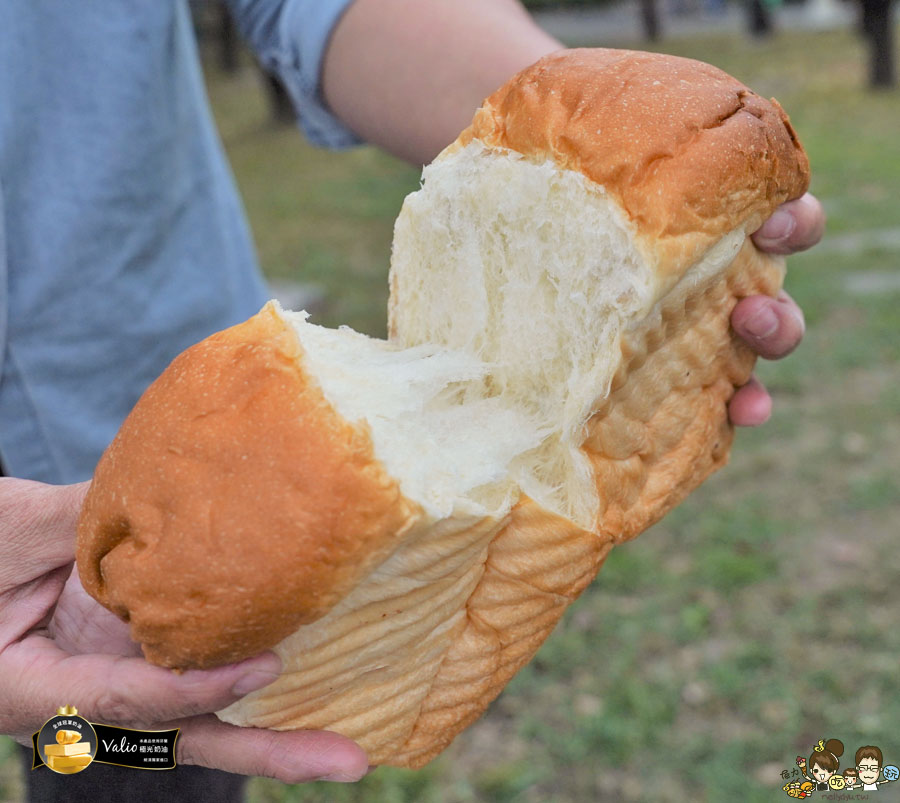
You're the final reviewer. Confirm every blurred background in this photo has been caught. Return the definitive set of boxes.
[2,1,897,800]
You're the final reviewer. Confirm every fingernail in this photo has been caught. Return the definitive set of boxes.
[316,770,366,783]
[232,668,280,696]
[231,652,282,695]
[757,209,795,241]
[743,307,778,339]
[787,302,806,334]
[313,757,371,783]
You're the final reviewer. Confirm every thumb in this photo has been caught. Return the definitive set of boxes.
[0,479,89,586]
[5,637,283,740]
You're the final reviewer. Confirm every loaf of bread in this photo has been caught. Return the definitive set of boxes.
[76,48,809,768]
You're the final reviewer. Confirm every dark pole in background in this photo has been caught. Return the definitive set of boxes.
[860,0,897,88]
[265,74,296,124]
[215,0,295,122]
[640,0,662,41]
[219,1,239,74]
[747,0,775,37]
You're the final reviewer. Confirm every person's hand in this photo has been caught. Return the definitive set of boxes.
[729,192,825,426]
[0,477,368,783]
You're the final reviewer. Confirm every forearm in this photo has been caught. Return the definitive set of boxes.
[322,0,563,164]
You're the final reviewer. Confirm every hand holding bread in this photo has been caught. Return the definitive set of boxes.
[0,478,371,782]
[75,49,809,768]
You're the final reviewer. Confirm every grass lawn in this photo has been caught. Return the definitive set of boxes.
[2,23,897,803]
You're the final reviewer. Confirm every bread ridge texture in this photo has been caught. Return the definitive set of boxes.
[219,494,608,767]
[75,48,810,768]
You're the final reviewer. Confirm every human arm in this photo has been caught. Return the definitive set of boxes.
[321,0,562,165]
[0,478,367,783]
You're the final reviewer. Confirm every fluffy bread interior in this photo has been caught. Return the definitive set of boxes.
[389,141,747,529]
[280,309,544,519]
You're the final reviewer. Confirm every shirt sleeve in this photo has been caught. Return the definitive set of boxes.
[225,0,362,149]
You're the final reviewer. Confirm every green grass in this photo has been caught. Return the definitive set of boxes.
[0,737,22,803]
[4,24,898,803]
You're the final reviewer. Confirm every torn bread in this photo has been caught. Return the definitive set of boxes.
[76,48,809,767]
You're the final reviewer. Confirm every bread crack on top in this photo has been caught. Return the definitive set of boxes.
[76,48,809,767]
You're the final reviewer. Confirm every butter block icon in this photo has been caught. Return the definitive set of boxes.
[45,753,93,773]
[44,728,93,774]
[43,742,92,757]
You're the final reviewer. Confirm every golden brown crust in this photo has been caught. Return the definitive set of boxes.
[451,48,809,283]
[76,302,422,669]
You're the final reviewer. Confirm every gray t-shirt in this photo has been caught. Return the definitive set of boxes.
[0,0,358,482]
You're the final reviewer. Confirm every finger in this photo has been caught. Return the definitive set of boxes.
[0,564,73,646]
[47,566,141,657]
[174,714,369,784]
[751,192,825,255]
[5,636,283,736]
[728,375,772,427]
[731,291,805,360]
[0,479,89,585]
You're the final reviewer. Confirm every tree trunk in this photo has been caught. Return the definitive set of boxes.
[747,0,774,37]
[265,73,296,125]
[861,0,897,88]
[640,0,662,41]
[219,1,239,74]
